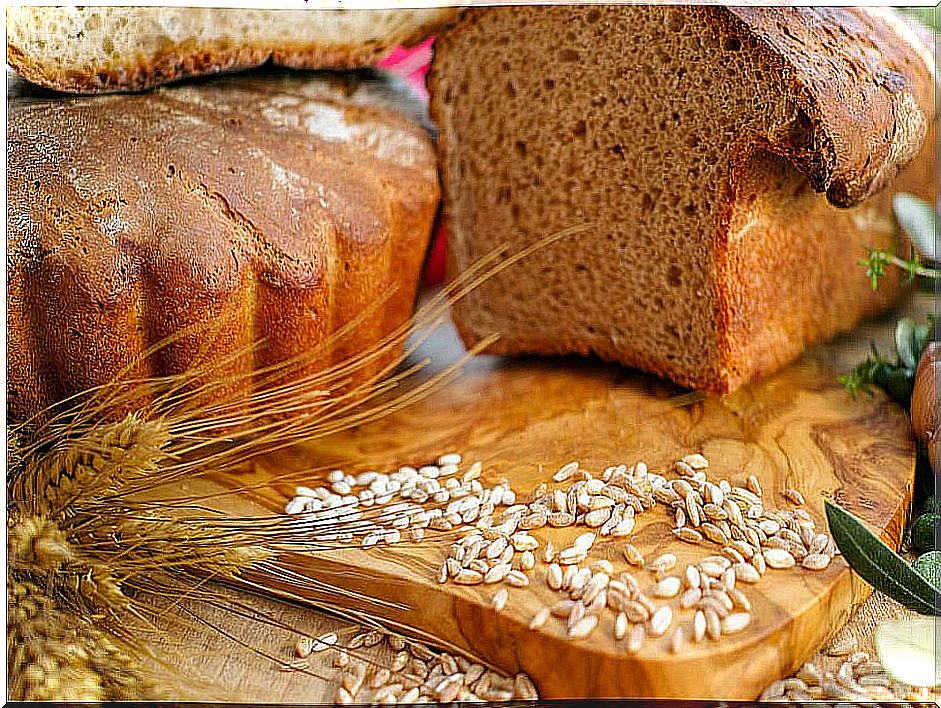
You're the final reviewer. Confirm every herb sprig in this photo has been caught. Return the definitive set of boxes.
[861,248,941,292]
[842,193,938,404]
[840,316,936,405]
[860,193,940,291]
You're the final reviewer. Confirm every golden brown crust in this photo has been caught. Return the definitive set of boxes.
[7,41,271,95]
[6,10,458,94]
[723,7,934,208]
[717,114,936,395]
[6,70,439,421]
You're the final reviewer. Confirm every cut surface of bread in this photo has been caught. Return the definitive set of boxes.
[6,70,439,421]
[430,6,936,395]
[6,6,457,93]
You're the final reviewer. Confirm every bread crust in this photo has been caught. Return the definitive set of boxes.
[6,8,458,94]
[6,70,439,421]
[431,7,936,396]
[723,7,934,208]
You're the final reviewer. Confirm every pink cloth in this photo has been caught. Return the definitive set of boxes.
[377,36,434,102]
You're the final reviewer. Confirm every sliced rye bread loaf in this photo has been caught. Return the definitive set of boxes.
[6,6,456,93]
[430,6,937,395]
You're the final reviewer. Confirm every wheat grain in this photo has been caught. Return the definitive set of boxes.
[801,553,831,570]
[490,588,508,611]
[720,612,751,634]
[704,607,721,640]
[546,564,563,590]
[679,588,702,609]
[568,568,592,597]
[570,531,594,551]
[567,614,598,639]
[506,569,530,587]
[558,547,588,565]
[562,565,578,590]
[553,462,579,483]
[648,606,673,637]
[529,607,550,630]
[673,527,703,544]
[699,560,726,578]
[626,623,646,653]
[454,569,484,585]
[763,548,796,569]
[706,588,734,613]
[727,587,752,612]
[669,627,686,654]
[701,522,730,545]
[567,602,587,629]
[622,543,645,567]
[692,610,707,642]
[649,553,677,574]
[484,563,511,584]
[653,576,682,598]
[746,475,763,497]
[730,562,759,584]
[511,533,539,552]
[623,600,650,623]
[751,551,767,575]
[614,612,629,640]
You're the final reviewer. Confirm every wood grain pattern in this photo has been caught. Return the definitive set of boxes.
[168,313,916,700]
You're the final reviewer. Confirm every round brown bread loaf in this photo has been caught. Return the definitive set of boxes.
[6,69,439,422]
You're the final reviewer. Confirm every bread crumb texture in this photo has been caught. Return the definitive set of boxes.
[432,6,935,395]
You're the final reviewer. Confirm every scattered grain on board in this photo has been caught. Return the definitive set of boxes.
[281,452,833,666]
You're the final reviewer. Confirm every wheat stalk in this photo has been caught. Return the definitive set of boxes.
[7,227,591,700]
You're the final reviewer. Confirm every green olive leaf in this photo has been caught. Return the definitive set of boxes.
[895,317,920,371]
[825,500,940,615]
[875,618,941,687]
[893,192,938,263]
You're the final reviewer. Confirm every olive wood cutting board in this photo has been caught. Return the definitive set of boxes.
[180,317,915,700]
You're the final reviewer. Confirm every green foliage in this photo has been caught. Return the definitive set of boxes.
[845,193,938,401]
[913,550,941,589]
[839,317,935,405]
[894,193,938,262]
[912,512,939,555]
[825,501,939,615]
[860,193,940,292]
